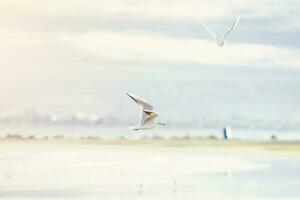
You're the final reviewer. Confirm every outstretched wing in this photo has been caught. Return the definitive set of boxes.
[127,93,153,110]
[127,93,154,125]
[221,16,240,42]
[199,19,219,44]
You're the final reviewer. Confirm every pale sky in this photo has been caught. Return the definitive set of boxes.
[0,0,299,129]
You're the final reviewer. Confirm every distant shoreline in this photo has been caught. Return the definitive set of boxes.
[1,137,300,155]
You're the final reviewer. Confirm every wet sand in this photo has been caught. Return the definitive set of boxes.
[0,140,299,200]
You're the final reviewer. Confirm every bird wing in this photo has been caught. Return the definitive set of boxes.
[141,110,158,126]
[199,19,219,44]
[221,16,240,42]
[127,93,153,110]
[127,93,154,125]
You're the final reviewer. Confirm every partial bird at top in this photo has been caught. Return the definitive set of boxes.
[127,93,165,131]
[199,16,240,47]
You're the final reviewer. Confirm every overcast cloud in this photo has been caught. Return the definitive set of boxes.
[0,0,299,129]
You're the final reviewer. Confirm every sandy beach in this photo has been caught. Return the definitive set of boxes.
[0,139,299,200]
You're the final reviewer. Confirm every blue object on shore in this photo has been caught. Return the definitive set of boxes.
[223,127,232,140]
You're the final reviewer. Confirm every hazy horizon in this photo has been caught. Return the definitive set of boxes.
[0,0,299,131]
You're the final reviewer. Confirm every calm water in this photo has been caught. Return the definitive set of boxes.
[0,144,299,200]
[0,124,300,140]
[188,155,300,200]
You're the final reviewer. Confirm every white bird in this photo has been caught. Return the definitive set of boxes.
[127,93,165,131]
[199,17,240,47]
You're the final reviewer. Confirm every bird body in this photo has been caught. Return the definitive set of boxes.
[199,17,240,47]
[127,93,164,131]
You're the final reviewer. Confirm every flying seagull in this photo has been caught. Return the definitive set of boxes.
[127,93,165,131]
[199,16,240,47]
